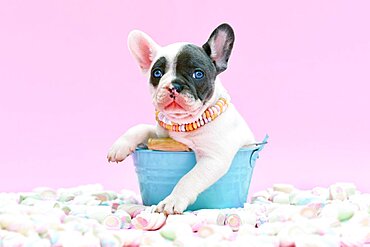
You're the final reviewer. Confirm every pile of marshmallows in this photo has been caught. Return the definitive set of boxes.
[1,183,370,246]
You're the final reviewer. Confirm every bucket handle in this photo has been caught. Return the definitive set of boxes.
[249,134,269,168]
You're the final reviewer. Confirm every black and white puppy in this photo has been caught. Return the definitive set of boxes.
[107,24,255,214]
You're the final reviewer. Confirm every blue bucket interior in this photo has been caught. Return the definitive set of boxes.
[132,135,268,211]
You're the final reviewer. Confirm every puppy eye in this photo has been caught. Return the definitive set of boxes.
[193,70,204,79]
[152,69,163,78]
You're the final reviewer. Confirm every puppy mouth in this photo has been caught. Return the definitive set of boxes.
[163,101,191,118]
[156,92,203,122]
[164,101,186,111]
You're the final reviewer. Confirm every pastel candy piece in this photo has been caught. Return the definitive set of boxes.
[317,210,341,228]
[161,223,193,242]
[335,183,357,197]
[272,192,290,204]
[340,225,368,247]
[83,205,112,223]
[18,193,43,204]
[29,213,62,234]
[195,209,226,225]
[225,210,256,230]
[268,205,299,223]
[311,187,330,201]
[114,210,132,229]
[319,203,354,225]
[119,189,141,204]
[93,192,111,202]
[117,204,148,218]
[277,224,307,247]
[97,232,123,247]
[299,206,319,219]
[251,190,271,201]
[0,230,28,246]
[348,194,370,211]
[273,184,295,193]
[257,222,286,236]
[290,191,321,206]
[23,234,51,247]
[47,229,61,245]
[21,198,57,209]
[32,187,57,200]
[347,211,370,226]
[112,229,143,246]
[0,214,35,235]
[225,214,242,231]
[337,205,355,222]
[251,197,272,205]
[57,230,85,246]
[103,214,122,230]
[255,214,269,227]
[197,225,217,238]
[197,224,233,240]
[57,185,90,198]
[57,194,75,202]
[329,184,348,201]
[160,228,176,241]
[19,197,43,206]
[236,224,257,236]
[141,231,168,246]
[71,195,101,206]
[131,212,166,230]
[166,213,203,232]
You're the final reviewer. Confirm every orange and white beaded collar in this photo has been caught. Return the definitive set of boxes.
[156,98,228,132]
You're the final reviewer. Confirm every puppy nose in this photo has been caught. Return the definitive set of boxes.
[171,82,184,93]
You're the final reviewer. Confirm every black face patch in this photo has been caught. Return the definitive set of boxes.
[150,56,167,87]
[174,44,217,103]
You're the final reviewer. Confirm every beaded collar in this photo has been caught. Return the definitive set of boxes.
[156,98,228,132]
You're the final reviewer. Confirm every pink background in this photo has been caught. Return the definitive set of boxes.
[1,1,369,196]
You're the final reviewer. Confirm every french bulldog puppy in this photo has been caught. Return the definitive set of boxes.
[107,23,255,214]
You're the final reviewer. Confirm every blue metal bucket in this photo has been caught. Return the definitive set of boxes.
[132,135,268,211]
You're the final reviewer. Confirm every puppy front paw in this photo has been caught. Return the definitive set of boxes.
[155,194,190,215]
[107,139,134,163]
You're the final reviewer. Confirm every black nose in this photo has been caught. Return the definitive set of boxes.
[171,82,184,93]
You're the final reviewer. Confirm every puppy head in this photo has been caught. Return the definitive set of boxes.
[128,24,234,124]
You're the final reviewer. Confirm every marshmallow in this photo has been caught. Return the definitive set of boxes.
[32,187,57,200]
[197,224,233,241]
[195,209,226,225]
[167,212,203,232]
[224,210,256,231]
[329,183,348,201]
[114,210,132,229]
[117,204,149,218]
[102,215,122,230]
[273,183,295,194]
[278,223,308,247]
[1,183,370,245]
[131,212,166,230]
[311,186,330,201]
[159,222,193,243]
[272,192,290,204]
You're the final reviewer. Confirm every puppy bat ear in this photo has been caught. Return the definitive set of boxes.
[202,23,235,74]
[128,30,160,74]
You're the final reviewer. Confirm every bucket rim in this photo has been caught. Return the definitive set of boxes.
[133,137,268,155]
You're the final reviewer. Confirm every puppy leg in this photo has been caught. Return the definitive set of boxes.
[107,124,164,163]
[156,151,237,214]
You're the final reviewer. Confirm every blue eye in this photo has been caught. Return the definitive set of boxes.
[152,69,163,78]
[193,70,204,79]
